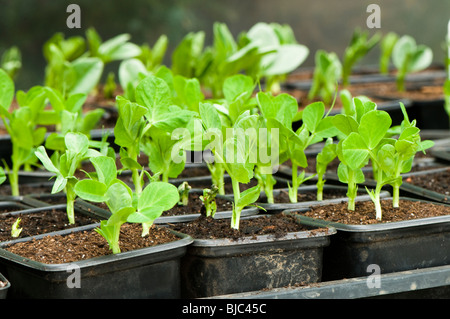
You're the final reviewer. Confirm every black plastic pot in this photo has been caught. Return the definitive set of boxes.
[209,263,450,299]
[177,212,336,298]
[0,271,10,299]
[399,167,450,204]
[0,225,193,299]
[0,203,111,246]
[288,197,450,281]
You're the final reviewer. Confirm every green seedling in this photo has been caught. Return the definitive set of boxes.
[0,72,56,196]
[134,75,196,183]
[200,185,219,218]
[171,30,205,79]
[35,132,102,225]
[74,156,179,253]
[85,27,141,64]
[374,103,434,210]
[237,22,309,94]
[392,35,433,92]
[379,32,398,75]
[1,46,22,80]
[11,217,22,238]
[256,91,298,203]
[211,111,261,229]
[44,86,105,137]
[199,74,257,195]
[342,28,380,87]
[308,50,342,105]
[43,33,103,98]
[178,181,191,206]
[316,137,337,201]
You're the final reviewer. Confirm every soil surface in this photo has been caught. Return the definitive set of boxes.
[164,192,233,216]
[404,168,450,196]
[169,211,321,240]
[0,208,100,242]
[4,223,179,264]
[270,188,350,203]
[302,199,450,225]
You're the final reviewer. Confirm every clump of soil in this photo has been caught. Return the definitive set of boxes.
[170,211,319,240]
[4,223,179,264]
[0,208,100,242]
[404,168,450,196]
[302,199,450,225]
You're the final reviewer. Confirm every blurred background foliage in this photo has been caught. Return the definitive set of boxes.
[1,0,449,89]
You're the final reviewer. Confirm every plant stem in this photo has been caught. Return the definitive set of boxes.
[316,174,325,201]
[289,163,298,203]
[66,182,76,225]
[264,173,275,204]
[346,169,357,211]
[231,178,241,230]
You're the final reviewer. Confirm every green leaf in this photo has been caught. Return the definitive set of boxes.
[64,132,89,155]
[74,179,108,202]
[90,156,117,187]
[302,101,325,133]
[236,185,261,209]
[106,182,133,213]
[342,132,370,170]
[0,69,14,112]
[358,110,392,150]
[70,57,104,95]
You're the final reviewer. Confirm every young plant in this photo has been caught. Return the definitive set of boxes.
[315,137,337,201]
[237,22,309,94]
[43,33,103,98]
[11,217,22,238]
[379,32,398,75]
[171,30,206,79]
[85,27,141,64]
[0,73,55,196]
[199,74,257,195]
[392,35,433,92]
[212,111,261,229]
[74,156,179,253]
[376,103,434,209]
[256,91,298,203]
[178,181,191,206]
[44,86,105,137]
[1,46,22,80]
[307,50,342,105]
[34,132,102,225]
[342,28,380,87]
[200,185,219,218]
[134,75,196,183]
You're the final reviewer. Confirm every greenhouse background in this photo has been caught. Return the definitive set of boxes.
[1,0,449,90]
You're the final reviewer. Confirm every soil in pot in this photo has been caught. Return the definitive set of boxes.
[302,199,450,225]
[164,192,232,217]
[170,210,322,240]
[3,223,178,264]
[0,207,101,242]
[404,168,450,199]
[271,188,352,204]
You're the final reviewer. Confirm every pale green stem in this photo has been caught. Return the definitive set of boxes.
[66,182,76,225]
[289,163,298,203]
[231,178,241,230]
[265,173,275,204]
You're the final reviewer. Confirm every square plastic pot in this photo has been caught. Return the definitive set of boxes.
[288,197,450,281]
[0,271,10,299]
[178,212,336,298]
[0,225,193,299]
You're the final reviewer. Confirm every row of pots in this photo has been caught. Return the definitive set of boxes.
[0,66,449,299]
[0,140,449,299]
